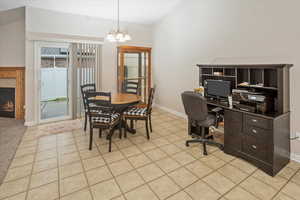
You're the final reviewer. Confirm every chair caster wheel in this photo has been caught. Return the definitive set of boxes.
[185,142,189,147]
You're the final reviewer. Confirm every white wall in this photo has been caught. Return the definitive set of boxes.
[153,0,300,157]
[0,7,25,66]
[25,7,153,124]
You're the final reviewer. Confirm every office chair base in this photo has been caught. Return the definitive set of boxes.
[186,139,224,155]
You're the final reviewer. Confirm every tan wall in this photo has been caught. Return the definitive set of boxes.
[0,7,25,67]
[153,0,300,157]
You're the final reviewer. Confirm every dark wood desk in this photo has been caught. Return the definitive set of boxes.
[207,100,290,176]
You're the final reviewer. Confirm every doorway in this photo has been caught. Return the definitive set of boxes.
[35,42,72,123]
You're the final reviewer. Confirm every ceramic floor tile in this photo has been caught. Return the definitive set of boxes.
[145,148,168,161]
[128,153,152,168]
[230,159,257,174]
[203,171,235,194]
[120,146,142,157]
[116,171,145,193]
[184,180,220,200]
[79,148,100,160]
[185,160,213,178]
[4,164,32,182]
[91,179,121,200]
[60,188,93,200]
[30,168,58,189]
[10,154,35,168]
[33,158,57,174]
[36,150,57,162]
[252,170,288,190]
[278,167,297,180]
[286,160,300,171]
[137,163,165,182]
[58,152,81,166]
[168,167,198,188]
[108,159,134,176]
[272,192,295,200]
[160,144,182,155]
[60,162,83,179]
[172,152,196,166]
[225,186,259,200]
[103,151,125,164]
[213,150,235,162]
[218,164,248,184]
[240,176,277,200]
[152,138,171,147]
[2,192,27,200]
[125,185,159,200]
[58,144,77,155]
[165,191,192,200]
[60,173,88,196]
[291,171,300,186]
[281,182,300,198]
[27,182,59,200]
[0,177,30,199]
[85,165,113,185]
[200,155,226,170]
[82,156,105,171]
[155,157,181,173]
[136,142,157,152]
[14,146,36,158]
[149,175,181,199]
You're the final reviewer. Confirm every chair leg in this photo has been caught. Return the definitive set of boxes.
[145,119,150,140]
[99,128,102,138]
[130,120,134,129]
[89,126,93,150]
[124,119,127,138]
[84,113,88,131]
[119,123,122,139]
[108,129,114,152]
[201,127,208,155]
[149,114,153,132]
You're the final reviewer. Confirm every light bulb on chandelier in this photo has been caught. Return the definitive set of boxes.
[106,0,132,42]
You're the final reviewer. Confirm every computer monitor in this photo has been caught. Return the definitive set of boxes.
[205,80,231,98]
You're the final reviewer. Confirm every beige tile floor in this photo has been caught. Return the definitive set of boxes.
[1,108,300,200]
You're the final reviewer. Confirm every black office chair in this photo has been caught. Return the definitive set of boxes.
[181,91,224,155]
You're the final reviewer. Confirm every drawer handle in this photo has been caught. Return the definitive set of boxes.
[251,145,257,150]
[252,119,257,123]
[252,129,257,134]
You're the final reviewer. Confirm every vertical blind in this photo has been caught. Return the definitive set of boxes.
[71,43,102,118]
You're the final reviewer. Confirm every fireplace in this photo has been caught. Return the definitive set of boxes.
[0,88,15,118]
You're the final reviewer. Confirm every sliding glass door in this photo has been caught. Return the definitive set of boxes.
[36,42,72,123]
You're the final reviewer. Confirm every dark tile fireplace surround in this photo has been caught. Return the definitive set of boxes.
[0,88,15,118]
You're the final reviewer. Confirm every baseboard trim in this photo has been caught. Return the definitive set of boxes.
[154,104,187,119]
[291,153,300,163]
[24,121,36,126]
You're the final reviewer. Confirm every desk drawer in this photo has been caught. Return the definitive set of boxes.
[244,126,271,139]
[244,114,272,130]
[243,135,268,162]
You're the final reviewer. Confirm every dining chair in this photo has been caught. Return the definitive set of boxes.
[123,88,155,139]
[86,92,122,152]
[80,83,96,131]
[123,80,140,95]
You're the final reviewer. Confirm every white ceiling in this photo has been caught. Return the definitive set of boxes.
[0,0,182,24]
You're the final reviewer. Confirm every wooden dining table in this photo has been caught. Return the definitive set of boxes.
[91,93,142,133]
[92,93,141,105]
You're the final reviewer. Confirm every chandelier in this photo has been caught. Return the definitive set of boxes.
[106,0,132,42]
